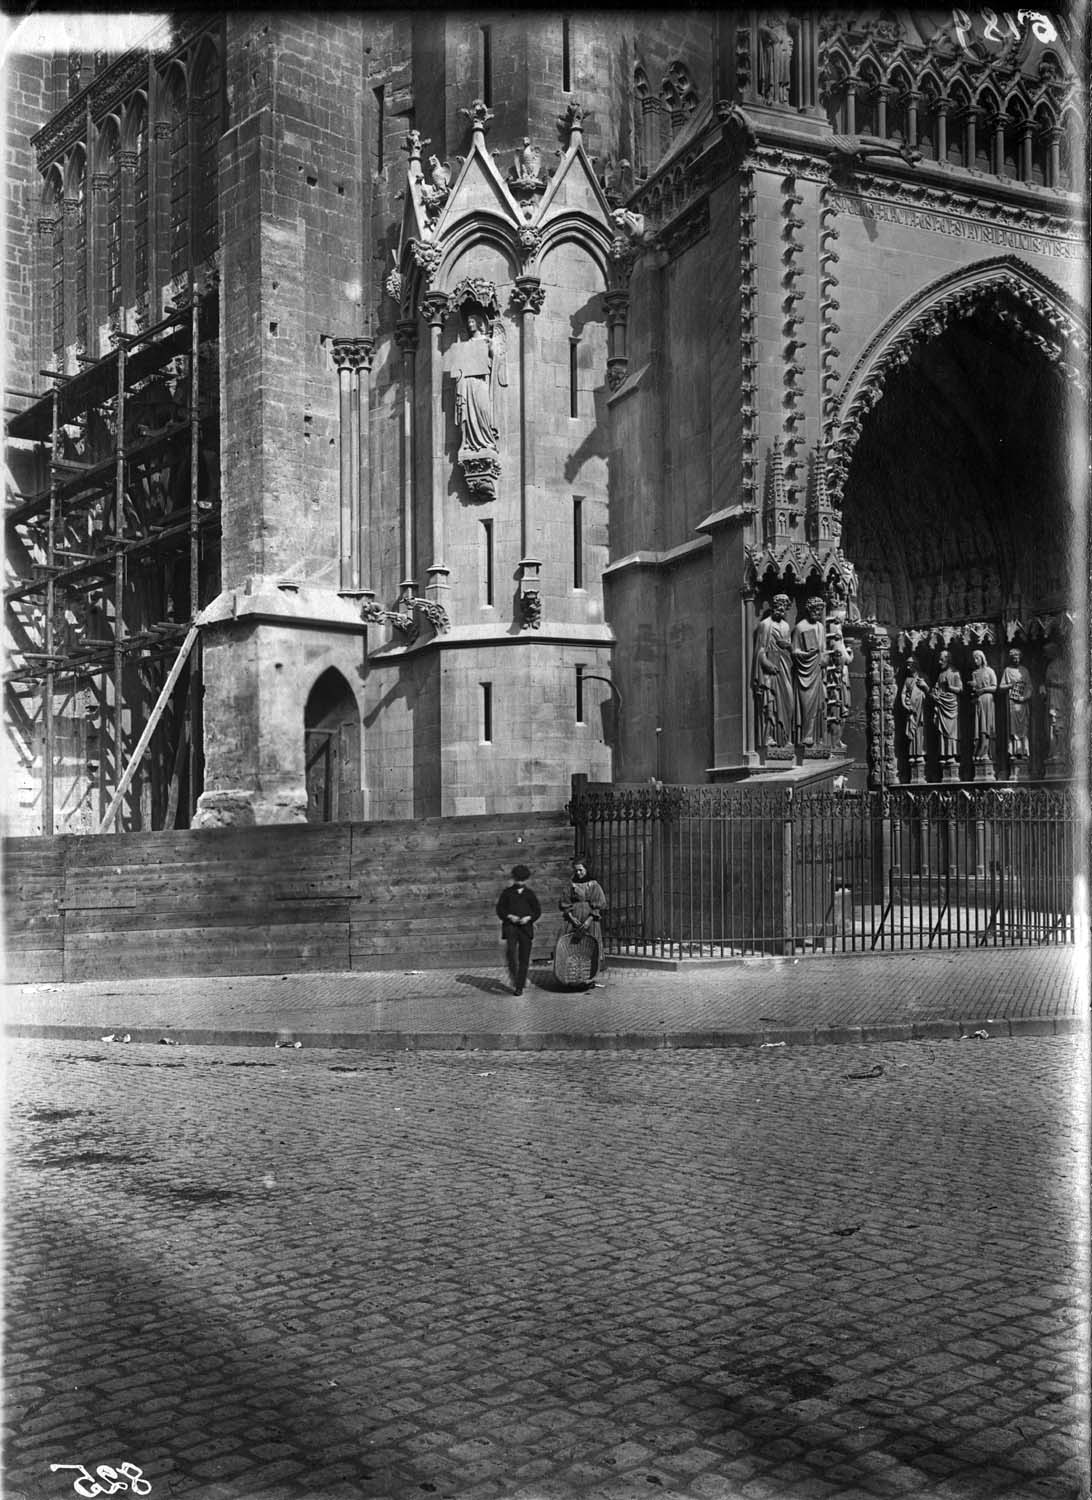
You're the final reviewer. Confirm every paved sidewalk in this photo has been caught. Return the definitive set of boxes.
[4,945,1084,1051]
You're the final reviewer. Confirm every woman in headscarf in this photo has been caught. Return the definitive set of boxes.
[555,860,608,989]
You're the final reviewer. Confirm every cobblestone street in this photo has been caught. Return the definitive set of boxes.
[6,1029,1089,1500]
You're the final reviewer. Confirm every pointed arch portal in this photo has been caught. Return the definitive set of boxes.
[835,262,1086,781]
[304,668,361,823]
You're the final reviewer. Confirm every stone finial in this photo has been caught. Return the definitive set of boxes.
[401,129,431,180]
[460,99,495,143]
[557,99,585,147]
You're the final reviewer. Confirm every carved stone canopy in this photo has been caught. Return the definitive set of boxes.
[451,277,500,320]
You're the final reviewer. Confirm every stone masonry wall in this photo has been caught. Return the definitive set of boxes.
[218,15,368,589]
[5,50,52,393]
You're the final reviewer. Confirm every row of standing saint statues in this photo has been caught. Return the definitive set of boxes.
[897,642,1067,782]
[752,594,1069,781]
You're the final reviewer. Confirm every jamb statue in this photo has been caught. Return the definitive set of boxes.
[931,649,963,771]
[792,596,827,749]
[969,649,997,775]
[900,660,926,779]
[751,593,793,750]
[998,647,1032,772]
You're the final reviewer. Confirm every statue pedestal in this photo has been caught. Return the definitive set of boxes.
[940,761,961,784]
[1008,760,1029,783]
[909,758,926,785]
[973,759,996,782]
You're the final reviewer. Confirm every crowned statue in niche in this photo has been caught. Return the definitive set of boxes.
[449,301,508,500]
[751,593,793,751]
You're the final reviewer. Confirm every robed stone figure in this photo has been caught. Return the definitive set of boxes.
[759,15,794,104]
[931,650,963,763]
[451,306,506,454]
[792,596,826,747]
[969,650,997,767]
[999,648,1032,762]
[751,594,793,749]
[900,661,926,762]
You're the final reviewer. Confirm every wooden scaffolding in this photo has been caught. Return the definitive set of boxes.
[4,283,220,833]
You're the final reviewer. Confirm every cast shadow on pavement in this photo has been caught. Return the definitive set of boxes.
[454,969,553,995]
[6,1196,433,1499]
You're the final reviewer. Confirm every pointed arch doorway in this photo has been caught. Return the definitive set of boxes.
[304,668,362,822]
[833,262,1085,782]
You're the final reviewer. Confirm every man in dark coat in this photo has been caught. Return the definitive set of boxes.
[496,864,541,996]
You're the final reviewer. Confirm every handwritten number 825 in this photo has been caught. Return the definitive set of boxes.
[50,1463,151,1497]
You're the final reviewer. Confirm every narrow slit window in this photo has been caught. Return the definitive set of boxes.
[480,27,493,107]
[562,17,572,92]
[481,682,493,743]
[374,85,385,172]
[569,338,579,417]
[481,518,494,606]
[575,664,585,723]
[573,497,584,589]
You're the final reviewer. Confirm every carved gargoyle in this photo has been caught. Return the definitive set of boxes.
[830,134,923,171]
[610,208,655,248]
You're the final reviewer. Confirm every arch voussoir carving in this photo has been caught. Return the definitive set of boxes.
[824,257,1088,506]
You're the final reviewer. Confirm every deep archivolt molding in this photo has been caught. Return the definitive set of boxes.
[825,255,1089,504]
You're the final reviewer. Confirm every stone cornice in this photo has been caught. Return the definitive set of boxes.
[368,621,616,659]
[603,536,712,577]
[826,181,1086,256]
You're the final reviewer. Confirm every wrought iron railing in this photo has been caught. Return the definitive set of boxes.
[568,783,1078,957]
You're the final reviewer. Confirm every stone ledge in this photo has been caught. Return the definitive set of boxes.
[198,579,367,634]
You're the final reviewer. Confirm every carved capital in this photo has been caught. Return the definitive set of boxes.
[119,151,138,173]
[91,173,113,192]
[420,291,451,328]
[154,121,173,142]
[37,217,57,236]
[331,336,375,373]
[64,198,82,216]
[395,319,419,355]
[603,290,630,327]
[510,276,545,315]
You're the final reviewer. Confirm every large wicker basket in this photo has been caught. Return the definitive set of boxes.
[553,928,599,987]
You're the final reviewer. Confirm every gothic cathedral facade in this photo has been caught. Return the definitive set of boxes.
[3,11,1087,833]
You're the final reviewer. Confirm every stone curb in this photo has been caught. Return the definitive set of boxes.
[5,1015,1084,1052]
